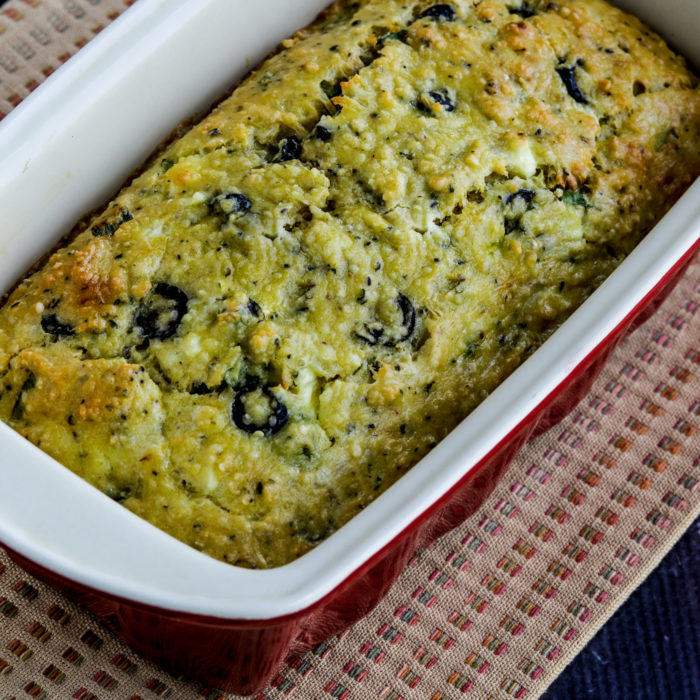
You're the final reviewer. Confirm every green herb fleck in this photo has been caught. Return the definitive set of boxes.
[561,190,589,208]
[654,127,676,151]
[464,339,481,359]
[379,29,407,46]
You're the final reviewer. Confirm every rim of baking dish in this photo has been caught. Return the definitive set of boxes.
[0,0,698,621]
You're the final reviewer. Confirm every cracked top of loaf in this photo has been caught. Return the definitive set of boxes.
[0,0,698,567]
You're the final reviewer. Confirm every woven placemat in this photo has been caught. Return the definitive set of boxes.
[542,519,700,699]
[0,1,699,698]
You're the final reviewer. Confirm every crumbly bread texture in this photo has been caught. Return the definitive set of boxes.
[0,0,698,567]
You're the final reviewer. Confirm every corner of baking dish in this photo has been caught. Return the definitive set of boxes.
[0,0,698,622]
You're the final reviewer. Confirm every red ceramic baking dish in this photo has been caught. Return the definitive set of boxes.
[0,0,698,694]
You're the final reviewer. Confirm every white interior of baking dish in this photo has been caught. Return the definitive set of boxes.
[0,0,697,620]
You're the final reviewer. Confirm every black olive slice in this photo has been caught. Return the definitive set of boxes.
[420,4,457,21]
[134,283,189,341]
[428,90,455,112]
[355,323,385,346]
[395,293,417,343]
[505,189,535,234]
[247,299,263,319]
[11,372,36,421]
[314,125,332,142]
[189,381,211,395]
[91,207,133,238]
[506,188,535,206]
[355,294,417,347]
[508,4,536,18]
[556,65,588,104]
[41,313,75,339]
[186,381,210,395]
[232,386,289,436]
[418,90,455,114]
[505,217,522,235]
[209,192,252,220]
[277,136,302,162]
[188,380,226,395]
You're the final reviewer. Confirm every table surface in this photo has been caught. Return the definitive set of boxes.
[545,517,700,700]
[0,1,698,698]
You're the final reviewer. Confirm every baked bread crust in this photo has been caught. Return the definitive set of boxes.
[1,0,698,567]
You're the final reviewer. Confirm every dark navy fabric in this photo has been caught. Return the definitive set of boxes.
[543,517,700,700]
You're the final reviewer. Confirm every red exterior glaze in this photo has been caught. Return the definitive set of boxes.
[3,243,698,695]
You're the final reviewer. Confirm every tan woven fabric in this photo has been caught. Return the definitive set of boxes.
[0,1,698,697]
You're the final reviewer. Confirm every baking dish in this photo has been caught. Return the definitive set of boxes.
[0,0,698,693]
